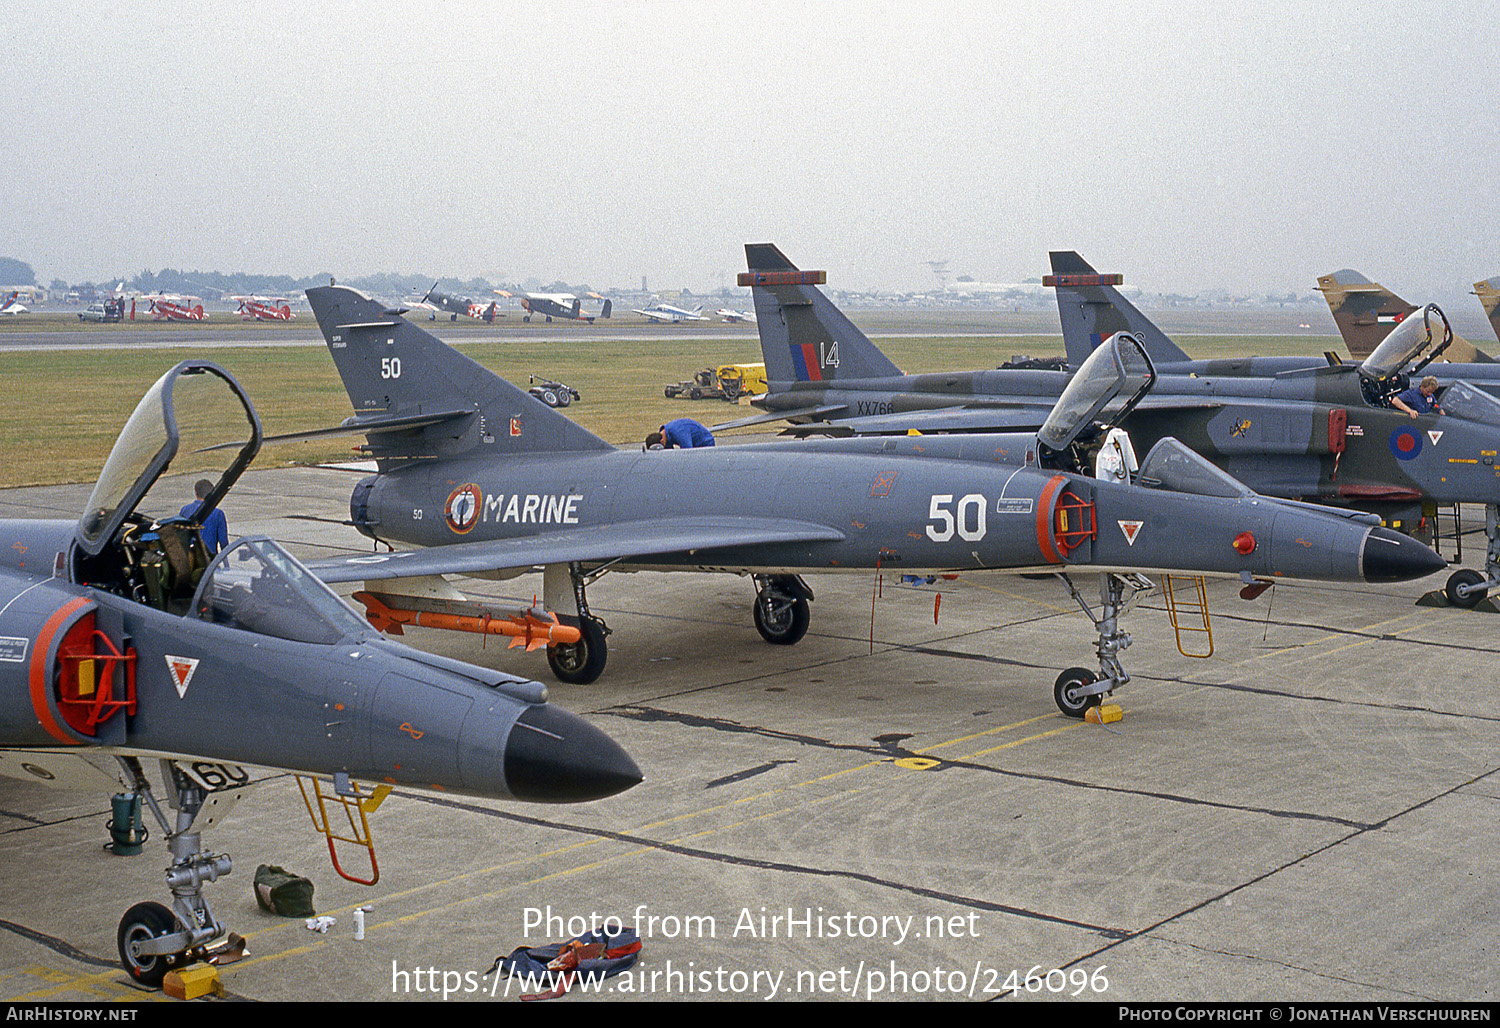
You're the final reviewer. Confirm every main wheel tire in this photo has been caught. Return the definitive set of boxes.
[1054,667,1101,719]
[547,617,608,684]
[541,389,560,407]
[117,901,184,987]
[1445,568,1488,609]
[753,594,810,646]
[556,390,571,407]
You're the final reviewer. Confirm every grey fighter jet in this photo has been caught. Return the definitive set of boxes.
[1054,254,1500,392]
[728,245,1500,609]
[0,361,640,985]
[1050,253,1500,608]
[296,285,1440,715]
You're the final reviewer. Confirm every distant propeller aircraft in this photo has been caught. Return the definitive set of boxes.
[230,295,296,321]
[496,289,612,323]
[632,302,709,323]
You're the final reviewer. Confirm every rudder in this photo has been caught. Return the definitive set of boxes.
[742,243,902,383]
[1047,252,1189,366]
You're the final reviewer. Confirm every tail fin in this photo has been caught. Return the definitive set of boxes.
[1046,252,1189,366]
[305,286,612,460]
[600,298,612,320]
[741,243,902,383]
[1475,277,1500,344]
[1314,269,1416,359]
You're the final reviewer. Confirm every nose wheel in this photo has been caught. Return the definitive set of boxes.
[1445,504,1500,609]
[1445,568,1490,609]
[117,902,186,987]
[1053,667,1102,718]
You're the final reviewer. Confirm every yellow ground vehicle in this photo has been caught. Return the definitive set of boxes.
[718,362,766,398]
[665,363,767,401]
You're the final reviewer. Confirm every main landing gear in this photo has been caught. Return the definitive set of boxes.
[113,757,241,987]
[1052,572,1152,718]
[545,562,610,685]
[752,574,813,645]
[1444,504,1499,610]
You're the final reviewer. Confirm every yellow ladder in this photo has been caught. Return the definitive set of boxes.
[297,775,392,886]
[1162,574,1214,658]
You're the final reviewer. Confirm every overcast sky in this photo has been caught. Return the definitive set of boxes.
[3,0,1495,296]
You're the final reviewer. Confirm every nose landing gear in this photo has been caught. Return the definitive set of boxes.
[114,757,243,987]
[1052,572,1151,718]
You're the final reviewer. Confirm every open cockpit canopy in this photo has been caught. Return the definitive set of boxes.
[1359,304,1452,385]
[75,362,260,558]
[1037,331,1154,454]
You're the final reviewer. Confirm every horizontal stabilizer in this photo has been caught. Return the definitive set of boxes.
[307,516,849,584]
[801,405,1056,436]
[711,405,850,431]
[258,409,475,447]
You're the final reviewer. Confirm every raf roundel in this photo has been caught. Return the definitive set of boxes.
[444,483,484,534]
[1388,427,1423,461]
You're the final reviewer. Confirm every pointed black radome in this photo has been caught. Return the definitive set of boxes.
[505,704,643,803]
[1361,528,1446,583]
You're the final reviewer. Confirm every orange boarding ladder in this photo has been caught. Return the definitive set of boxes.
[296,774,393,886]
[1161,574,1214,658]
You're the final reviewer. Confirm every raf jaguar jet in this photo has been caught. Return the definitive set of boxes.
[293,284,1440,717]
[1049,253,1500,609]
[0,360,640,986]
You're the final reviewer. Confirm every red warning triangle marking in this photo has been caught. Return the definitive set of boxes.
[165,655,199,698]
[1118,520,1143,545]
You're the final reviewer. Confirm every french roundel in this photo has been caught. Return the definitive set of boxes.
[444,483,483,534]
[1388,427,1422,461]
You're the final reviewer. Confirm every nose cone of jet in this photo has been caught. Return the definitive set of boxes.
[1362,527,1446,583]
[505,704,643,802]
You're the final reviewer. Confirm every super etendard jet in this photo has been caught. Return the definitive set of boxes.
[0,361,640,986]
[294,286,1441,716]
[725,245,1500,610]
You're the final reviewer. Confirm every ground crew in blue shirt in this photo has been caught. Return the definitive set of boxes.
[181,479,229,556]
[1392,376,1443,418]
[646,419,715,449]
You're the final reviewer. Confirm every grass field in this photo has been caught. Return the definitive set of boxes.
[0,320,1341,489]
